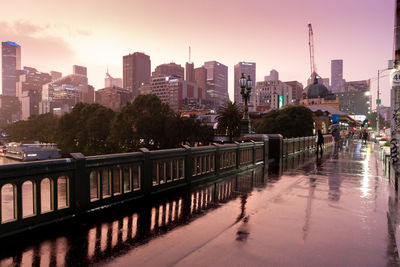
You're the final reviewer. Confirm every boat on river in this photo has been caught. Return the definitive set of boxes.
[5,142,61,161]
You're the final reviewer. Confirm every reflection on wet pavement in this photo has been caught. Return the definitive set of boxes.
[0,141,399,266]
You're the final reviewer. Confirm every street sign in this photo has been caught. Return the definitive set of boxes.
[391,69,400,86]
[332,114,340,123]
[376,99,381,105]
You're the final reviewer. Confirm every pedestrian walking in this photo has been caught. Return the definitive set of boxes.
[332,128,340,149]
[362,130,368,144]
[316,129,324,156]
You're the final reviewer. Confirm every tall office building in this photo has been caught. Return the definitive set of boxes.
[123,52,151,97]
[203,61,228,107]
[16,67,52,119]
[255,80,292,111]
[152,62,184,79]
[194,67,207,90]
[1,41,21,96]
[150,76,205,111]
[264,69,279,81]
[284,81,304,102]
[331,60,344,93]
[234,62,256,110]
[334,79,371,116]
[95,86,133,111]
[186,62,195,82]
[40,70,90,115]
[73,65,87,77]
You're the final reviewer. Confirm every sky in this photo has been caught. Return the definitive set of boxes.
[0,0,395,108]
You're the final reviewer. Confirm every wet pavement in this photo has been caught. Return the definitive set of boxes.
[0,140,399,266]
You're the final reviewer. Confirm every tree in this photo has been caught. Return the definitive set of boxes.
[108,94,175,150]
[5,113,58,143]
[179,115,214,146]
[56,103,115,155]
[216,101,243,142]
[255,106,314,138]
[108,95,215,151]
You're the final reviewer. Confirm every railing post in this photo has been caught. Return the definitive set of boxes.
[139,148,153,196]
[264,137,269,163]
[213,143,220,175]
[70,153,90,215]
[234,141,240,168]
[183,145,193,184]
[251,141,256,164]
[16,181,22,221]
[266,134,283,165]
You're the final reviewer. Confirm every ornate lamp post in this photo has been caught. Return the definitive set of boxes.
[239,73,253,134]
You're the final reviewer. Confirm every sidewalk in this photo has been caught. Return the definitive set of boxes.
[110,141,400,266]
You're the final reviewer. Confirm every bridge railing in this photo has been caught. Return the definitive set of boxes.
[0,159,75,238]
[0,134,321,239]
[282,135,332,158]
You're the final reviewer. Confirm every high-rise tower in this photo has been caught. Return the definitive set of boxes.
[331,59,344,93]
[1,41,21,96]
[123,52,151,97]
[203,61,228,107]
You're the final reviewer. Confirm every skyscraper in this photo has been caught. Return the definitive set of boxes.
[1,41,21,96]
[331,59,344,93]
[234,62,256,110]
[152,62,184,79]
[186,62,195,82]
[16,67,52,119]
[73,65,87,77]
[203,61,228,107]
[40,69,90,115]
[194,67,207,90]
[123,52,151,97]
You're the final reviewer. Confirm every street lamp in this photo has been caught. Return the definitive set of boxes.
[239,73,253,134]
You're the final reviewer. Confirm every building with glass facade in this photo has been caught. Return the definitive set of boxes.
[203,61,228,108]
[1,41,21,96]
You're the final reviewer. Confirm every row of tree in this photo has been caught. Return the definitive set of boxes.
[215,101,314,140]
[5,95,214,156]
[5,95,314,156]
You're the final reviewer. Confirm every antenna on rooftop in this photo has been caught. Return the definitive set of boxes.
[189,46,191,63]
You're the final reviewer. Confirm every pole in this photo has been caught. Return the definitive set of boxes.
[377,70,380,135]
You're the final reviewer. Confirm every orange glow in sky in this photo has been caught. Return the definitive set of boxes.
[0,0,395,106]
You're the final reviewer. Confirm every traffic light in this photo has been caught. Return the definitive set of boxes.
[363,119,369,128]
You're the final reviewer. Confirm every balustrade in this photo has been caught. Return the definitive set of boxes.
[0,134,324,239]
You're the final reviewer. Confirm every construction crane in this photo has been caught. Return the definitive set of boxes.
[308,23,317,79]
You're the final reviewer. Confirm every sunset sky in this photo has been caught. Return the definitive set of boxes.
[0,0,395,107]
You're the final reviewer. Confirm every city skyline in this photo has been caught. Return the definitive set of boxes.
[0,0,394,107]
